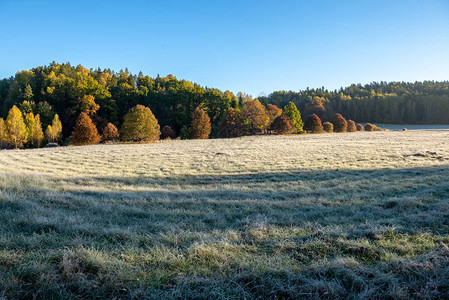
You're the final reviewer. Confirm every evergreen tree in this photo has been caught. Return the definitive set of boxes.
[71,112,101,145]
[283,102,303,133]
[190,107,211,139]
[121,105,160,142]
[6,105,27,148]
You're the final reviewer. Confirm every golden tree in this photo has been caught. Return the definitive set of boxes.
[51,114,62,143]
[243,100,269,134]
[24,112,37,147]
[45,125,53,144]
[6,105,28,148]
[71,112,101,146]
[121,105,160,142]
[102,122,119,142]
[0,118,6,148]
[33,114,44,147]
[190,107,211,139]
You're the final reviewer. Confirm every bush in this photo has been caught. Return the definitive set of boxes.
[323,122,333,133]
[180,125,190,140]
[365,123,374,131]
[331,113,347,132]
[356,124,364,131]
[304,114,323,133]
[271,115,294,134]
[190,107,211,139]
[102,123,119,142]
[121,105,160,142]
[161,125,176,139]
[71,112,101,146]
[347,120,356,132]
[219,108,243,138]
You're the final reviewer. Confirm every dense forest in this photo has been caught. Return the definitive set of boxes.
[0,62,448,146]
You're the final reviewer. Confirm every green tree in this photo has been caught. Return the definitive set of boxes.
[283,102,303,133]
[6,105,28,148]
[121,105,160,142]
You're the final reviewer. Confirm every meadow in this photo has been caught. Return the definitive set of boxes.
[1,130,449,299]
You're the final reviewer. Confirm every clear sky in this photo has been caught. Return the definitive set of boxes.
[0,0,448,96]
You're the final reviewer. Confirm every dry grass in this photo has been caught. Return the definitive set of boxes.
[1,130,449,298]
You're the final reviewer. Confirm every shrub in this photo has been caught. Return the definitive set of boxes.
[323,122,333,133]
[283,102,303,133]
[347,120,356,132]
[161,125,176,139]
[271,115,294,134]
[304,114,324,133]
[331,113,347,132]
[356,124,364,131]
[190,107,211,139]
[219,108,243,138]
[365,123,374,131]
[71,112,101,146]
[180,125,190,140]
[102,123,119,142]
[121,105,160,142]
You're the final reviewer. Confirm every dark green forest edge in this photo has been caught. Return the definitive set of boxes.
[1,62,448,145]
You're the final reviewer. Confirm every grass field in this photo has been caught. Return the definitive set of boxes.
[1,130,449,299]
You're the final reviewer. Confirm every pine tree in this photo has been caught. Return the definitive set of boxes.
[304,114,324,133]
[6,105,28,148]
[283,102,303,133]
[71,112,101,146]
[190,107,211,139]
[102,122,119,142]
[34,114,44,147]
[121,105,160,142]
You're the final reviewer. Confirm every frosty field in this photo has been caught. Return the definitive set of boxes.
[1,131,449,299]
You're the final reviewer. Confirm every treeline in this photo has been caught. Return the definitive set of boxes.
[259,81,449,124]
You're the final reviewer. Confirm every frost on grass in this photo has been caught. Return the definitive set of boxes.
[0,131,449,298]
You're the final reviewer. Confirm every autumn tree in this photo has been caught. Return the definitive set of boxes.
[45,126,53,144]
[242,100,269,134]
[283,102,303,133]
[190,107,211,139]
[365,123,374,131]
[6,105,27,148]
[33,114,44,147]
[0,118,6,148]
[347,120,357,132]
[24,112,37,147]
[219,107,243,138]
[331,113,348,132]
[77,94,100,116]
[323,122,333,133]
[121,105,160,142]
[356,124,364,131]
[161,125,176,139]
[265,104,282,128]
[51,114,62,143]
[71,112,101,146]
[304,97,327,120]
[271,115,294,134]
[304,114,324,133]
[102,122,119,142]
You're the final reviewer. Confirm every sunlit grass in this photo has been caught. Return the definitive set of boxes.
[1,131,449,298]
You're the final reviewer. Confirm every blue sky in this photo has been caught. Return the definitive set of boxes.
[0,0,448,96]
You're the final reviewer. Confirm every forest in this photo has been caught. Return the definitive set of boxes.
[0,62,448,147]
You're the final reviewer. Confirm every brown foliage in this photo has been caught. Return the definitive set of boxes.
[102,123,119,142]
[265,104,282,127]
[347,120,357,132]
[243,100,269,134]
[304,97,327,120]
[365,123,374,131]
[323,122,333,133]
[71,112,101,146]
[190,107,211,139]
[356,124,364,131]
[304,114,324,133]
[219,108,243,138]
[331,113,348,132]
[271,115,294,134]
[161,125,176,139]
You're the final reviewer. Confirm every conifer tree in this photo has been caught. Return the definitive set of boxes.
[71,112,101,145]
[190,107,211,139]
[283,102,303,133]
[6,105,28,148]
[121,105,160,142]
